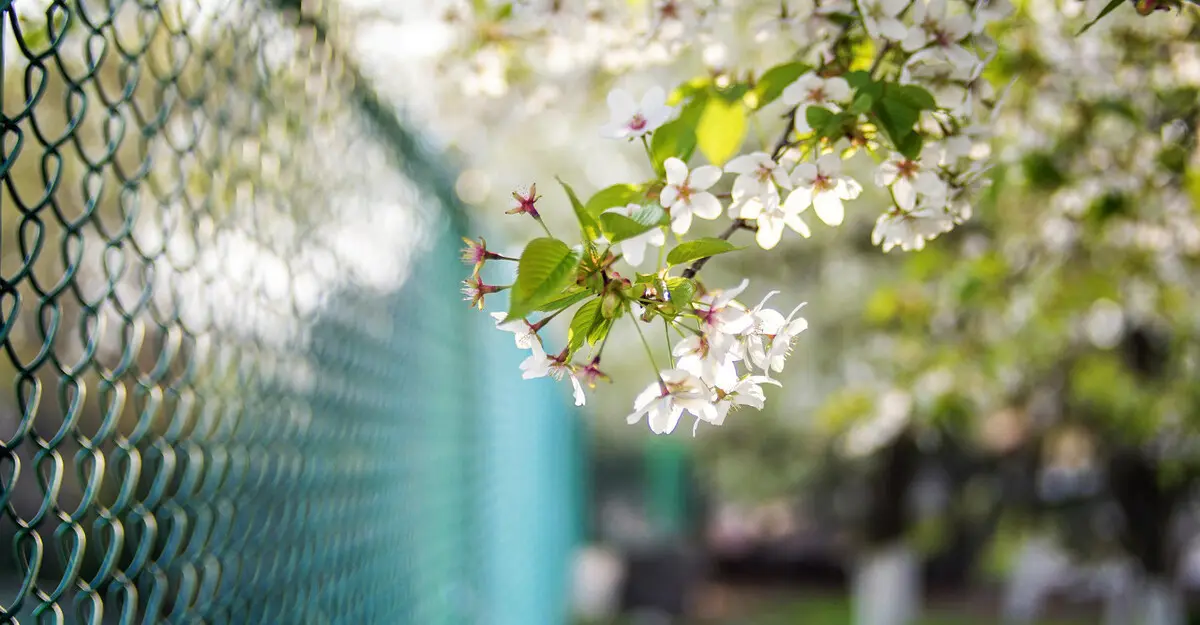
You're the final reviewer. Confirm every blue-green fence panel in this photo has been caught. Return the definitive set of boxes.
[0,0,581,622]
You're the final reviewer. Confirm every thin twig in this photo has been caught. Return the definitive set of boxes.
[681,219,757,279]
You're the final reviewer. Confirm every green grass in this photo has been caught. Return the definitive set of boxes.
[578,595,1089,625]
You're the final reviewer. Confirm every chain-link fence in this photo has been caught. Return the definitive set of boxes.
[0,1,578,623]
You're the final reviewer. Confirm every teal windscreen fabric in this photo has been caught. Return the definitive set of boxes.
[0,0,578,622]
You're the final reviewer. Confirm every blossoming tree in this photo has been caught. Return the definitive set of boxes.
[430,0,1200,623]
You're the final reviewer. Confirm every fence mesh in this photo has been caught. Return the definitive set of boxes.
[0,0,507,622]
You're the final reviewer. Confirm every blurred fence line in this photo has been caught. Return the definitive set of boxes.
[0,0,578,622]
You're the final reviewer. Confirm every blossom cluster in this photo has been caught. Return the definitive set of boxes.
[450,0,1026,434]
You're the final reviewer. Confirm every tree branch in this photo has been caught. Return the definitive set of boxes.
[681,219,757,279]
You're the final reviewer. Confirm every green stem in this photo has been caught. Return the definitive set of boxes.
[631,313,665,376]
[641,134,656,170]
[531,304,570,331]
[662,318,675,367]
[534,217,554,238]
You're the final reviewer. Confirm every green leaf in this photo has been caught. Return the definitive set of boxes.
[665,277,697,307]
[1077,0,1126,35]
[506,238,581,321]
[806,106,836,132]
[665,238,740,266]
[599,204,667,243]
[873,98,919,145]
[558,177,600,241]
[567,298,603,355]
[696,92,747,166]
[751,62,812,109]
[669,77,712,105]
[895,132,924,160]
[847,92,875,116]
[584,183,647,218]
[588,317,615,346]
[536,288,592,312]
[493,2,513,19]
[650,92,707,175]
[844,71,879,93]
[893,84,938,111]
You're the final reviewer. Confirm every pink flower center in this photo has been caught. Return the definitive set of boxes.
[755,164,774,182]
[813,173,834,192]
[676,181,694,202]
[629,113,648,131]
[896,159,920,179]
[807,87,827,103]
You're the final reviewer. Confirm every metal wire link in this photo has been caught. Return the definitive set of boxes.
[0,1,479,623]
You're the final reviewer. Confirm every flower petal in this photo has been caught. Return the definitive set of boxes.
[791,163,818,187]
[607,89,637,120]
[813,192,845,226]
[783,187,813,213]
[815,152,843,174]
[724,153,760,174]
[622,238,647,266]
[756,216,785,249]
[784,213,813,238]
[664,157,689,186]
[689,193,723,220]
[650,402,685,434]
[570,375,586,406]
[671,205,694,234]
[688,165,723,190]
[837,177,864,200]
[660,184,680,208]
[824,77,852,102]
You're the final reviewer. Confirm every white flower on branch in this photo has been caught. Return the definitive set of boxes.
[520,342,587,406]
[787,153,863,227]
[737,192,812,250]
[748,303,809,373]
[627,369,718,435]
[725,152,792,209]
[871,203,956,252]
[860,0,911,41]
[902,0,977,71]
[490,312,539,350]
[875,148,949,211]
[661,157,724,235]
[782,72,853,133]
[600,86,675,139]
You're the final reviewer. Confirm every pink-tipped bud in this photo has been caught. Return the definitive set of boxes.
[579,357,610,389]
[461,275,501,310]
[507,183,542,218]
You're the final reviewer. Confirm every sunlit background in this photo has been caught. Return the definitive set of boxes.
[0,0,1198,624]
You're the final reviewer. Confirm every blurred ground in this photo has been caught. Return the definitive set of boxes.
[581,583,1093,624]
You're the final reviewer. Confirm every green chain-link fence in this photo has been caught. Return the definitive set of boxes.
[0,1,579,623]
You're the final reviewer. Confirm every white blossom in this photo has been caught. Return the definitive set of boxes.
[860,0,911,41]
[627,369,718,435]
[700,375,783,433]
[787,153,862,227]
[661,157,724,234]
[695,278,754,336]
[520,342,586,406]
[490,312,539,350]
[600,86,674,139]
[750,303,808,373]
[725,152,792,207]
[871,204,956,252]
[673,334,740,389]
[902,0,977,71]
[747,191,813,250]
[781,72,853,134]
[875,148,949,211]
